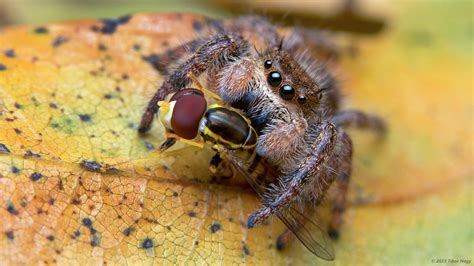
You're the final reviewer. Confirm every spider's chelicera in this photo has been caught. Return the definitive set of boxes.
[138,15,386,259]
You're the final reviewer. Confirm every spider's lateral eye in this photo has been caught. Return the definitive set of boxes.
[267,71,282,87]
[297,95,307,104]
[264,60,272,69]
[279,85,295,100]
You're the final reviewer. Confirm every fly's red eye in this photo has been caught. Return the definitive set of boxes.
[170,89,207,139]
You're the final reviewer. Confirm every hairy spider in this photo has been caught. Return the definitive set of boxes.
[139,16,386,249]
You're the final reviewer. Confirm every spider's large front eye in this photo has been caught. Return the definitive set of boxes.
[279,85,295,100]
[267,71,282,87]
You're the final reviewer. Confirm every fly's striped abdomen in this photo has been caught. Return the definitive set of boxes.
[231,149,278,192]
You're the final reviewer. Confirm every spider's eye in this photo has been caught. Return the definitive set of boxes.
[264,60,272,69]
[267,71,282,87]
[279,85,295,100]
[297,95,306,104]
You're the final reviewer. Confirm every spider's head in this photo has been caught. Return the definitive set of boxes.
[239,46,333,133]
[260,48,323,113]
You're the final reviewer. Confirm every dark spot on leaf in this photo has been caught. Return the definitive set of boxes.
[122,227,133,236]
[19,199,27,208]
[7,203,19,215]
[71,198,81,205]
[49,103,58,109]
[90,234,100,247]
[172,191,178,197]
[99,15,131,34]
[52,36,68,47]
[4,49,15,58]
[132,44,141,51]
[242,244,251,256]
[192,20,204,32]
[188,211,196,217]
[97,43,107,51]
[0,64,6,71]
[142,238,154,249]
[143,141,155,151]
[5,231,14,240]
[194,240,199,245]
[206,18,224,31]
[34,27,49,34]
[11,166,20,174]
[14,102,22,109]
[14,128,21,134]
[74,230,81,237]
[142,54,161,68]
[82,217,93,227]
[47,235,55,241]
[90,227,97,235]
[30,172,42,182]
[79,114,91,122]
[122,73,129,80]
[103,94,113,99]
[48,198,55,205]
[80,160,102,172]
[0,143,10,153]
[210,222,221,233]
[24,150,41,158]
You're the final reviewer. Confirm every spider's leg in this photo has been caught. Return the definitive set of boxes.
[230,15,281,47]
[328,130,353,240]
[275,130,352,248]
[284,28,341,60]
[139,34,250,134]
[248,122,338,227]
[147,39,205,76]
[331,110,387,136]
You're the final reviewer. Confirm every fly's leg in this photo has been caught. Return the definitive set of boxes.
[139,34,250,134]
[209,154,234,182]
[332,109,387,136]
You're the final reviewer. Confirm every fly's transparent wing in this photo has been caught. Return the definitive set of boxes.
[221,148,335,260]
[276,207,335,260]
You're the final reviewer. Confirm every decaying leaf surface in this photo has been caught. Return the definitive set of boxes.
[0,1,472,265]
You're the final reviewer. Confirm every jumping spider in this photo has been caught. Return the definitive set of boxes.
[139,16,386,253]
